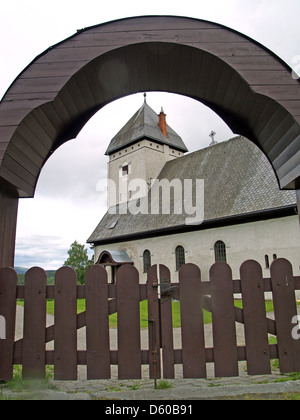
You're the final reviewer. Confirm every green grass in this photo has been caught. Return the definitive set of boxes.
[0,365,56,400]
[156,380,174,390]
[234,300,275,313]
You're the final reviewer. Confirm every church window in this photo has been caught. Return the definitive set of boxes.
[143,250,152,273]
[265,255,270,269]
[215,241,227,263]
[176,246,185,271]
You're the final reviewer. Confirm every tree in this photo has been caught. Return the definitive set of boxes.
[64,241,93,284]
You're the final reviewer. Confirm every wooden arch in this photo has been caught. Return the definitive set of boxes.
[0,16,299,267]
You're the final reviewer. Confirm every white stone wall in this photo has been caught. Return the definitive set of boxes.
[94,215,300,298]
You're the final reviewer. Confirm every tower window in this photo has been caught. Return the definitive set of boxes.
[215,241,227,263]
[176,246,185,271]
[143,250,152,273]
[122,165,129,176]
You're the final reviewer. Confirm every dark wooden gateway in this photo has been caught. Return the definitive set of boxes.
[0,16,299,268]
[0,259,299,381]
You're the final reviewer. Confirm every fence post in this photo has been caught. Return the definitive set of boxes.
[23,267,47,380]
[210,263,239,377]
[147,265,161,380]
[85,265,110,380]
[117,265,141,380]
[179,263,207,379]
[240,260,271,375]
[159,265,175,379]
[54,266,78,380]
[271,259,300,373]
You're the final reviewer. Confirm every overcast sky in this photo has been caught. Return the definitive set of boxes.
[0,0,299,269]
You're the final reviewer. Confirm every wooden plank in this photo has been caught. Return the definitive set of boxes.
[147,265,161,380]
[253,85,300,101]
[7,143,40,178]
[159,265,175,379]
[0,267,17,380]
[179,264,207,379]
[56,24,234,48]
[10,76,69,95]
[22,267,47,379]
[54,267,77,380]
[271,259,300,373]
[2,154,36,187]
[210,263,239,377]
[16,123,49,159]
[18,61,90,79]
[240,260,271,375]
[78,16,218,33]
[116,265,141,380]
[85,265,110,380]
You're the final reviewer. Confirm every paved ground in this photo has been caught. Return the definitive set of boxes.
[2,305,299,400]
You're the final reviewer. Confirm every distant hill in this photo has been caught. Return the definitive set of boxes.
[14,267,28,275]
[15,267,56,277]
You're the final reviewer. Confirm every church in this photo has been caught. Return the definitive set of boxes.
[88,95,299,284]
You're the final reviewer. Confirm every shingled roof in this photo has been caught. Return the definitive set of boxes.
[105,99,188,155]
[88,136,297,244]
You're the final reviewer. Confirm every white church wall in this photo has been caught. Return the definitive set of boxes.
[94,214,300,298]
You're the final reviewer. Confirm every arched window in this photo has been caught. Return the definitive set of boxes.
[176,246,185,271]
[143,250,152,273]
[215,241,227,263]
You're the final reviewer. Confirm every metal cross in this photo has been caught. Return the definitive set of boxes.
[209,130,217,146]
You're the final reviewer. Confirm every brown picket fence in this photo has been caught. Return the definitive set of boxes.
[0,258,299,381]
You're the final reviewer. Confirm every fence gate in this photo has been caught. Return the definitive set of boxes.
[0,259,299,381]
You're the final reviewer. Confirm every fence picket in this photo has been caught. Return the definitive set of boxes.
[271,259,300,373]
[23,267,47,379]
[147,265,161,380]
[117,265,141,380]
[240,260,271,375]
[210,263,239,377]
[0,267,17,381]
[179,264,207,378]
[85,265,110,379]
[159,264,175,379]
[54,267,77,380]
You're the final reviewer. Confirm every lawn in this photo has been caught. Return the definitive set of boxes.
[19,298,278,328]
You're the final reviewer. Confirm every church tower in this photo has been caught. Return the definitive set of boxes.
[106,95,188,208]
